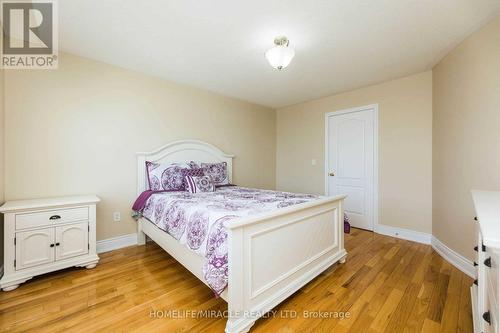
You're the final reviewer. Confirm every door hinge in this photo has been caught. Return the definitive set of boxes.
[14,259,16,268]
[14,237,16,245]
[88,243,90,250]
[88,225,90,232]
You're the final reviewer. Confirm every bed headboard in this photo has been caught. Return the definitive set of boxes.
[136,139,234,194]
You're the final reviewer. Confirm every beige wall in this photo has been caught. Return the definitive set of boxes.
[276,71,433,233]
[3,53,276,241]
[433,16,500,260]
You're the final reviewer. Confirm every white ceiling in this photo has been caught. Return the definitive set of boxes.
[59,1,500,108]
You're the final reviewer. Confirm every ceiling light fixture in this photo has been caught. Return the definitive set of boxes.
[265,36,295,70]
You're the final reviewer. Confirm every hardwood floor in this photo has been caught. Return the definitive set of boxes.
[0,228,473,332]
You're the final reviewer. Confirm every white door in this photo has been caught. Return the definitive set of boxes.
[15,228,55,270]
[326,107,376,230]
[55,222,89,260]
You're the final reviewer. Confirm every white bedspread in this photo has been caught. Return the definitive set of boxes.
[141,186,321,295]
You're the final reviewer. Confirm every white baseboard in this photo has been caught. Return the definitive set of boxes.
[374,224,432,245]
[431,236,475,278]
[96,233,138,254]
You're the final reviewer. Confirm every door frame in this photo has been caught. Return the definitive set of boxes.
[324,104,379,231]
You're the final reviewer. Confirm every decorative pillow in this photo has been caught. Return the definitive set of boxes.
[185,175,216,193]
[181,168,205,190]
[201,162,229,186]
[146,161,194,191]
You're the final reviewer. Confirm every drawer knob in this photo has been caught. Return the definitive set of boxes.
[474,261,478,266]
[483,311,491,325]
[50,244,55,248]
[474,279,478,286]
[55,242,60,246]
[474,216,478,221]
[49,215,61,220]
[474,246,478,252]
[484,257,492,268]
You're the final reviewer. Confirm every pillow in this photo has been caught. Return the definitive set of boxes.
[146,161,194,191]
[185,175,216,193]
[181,167,205,190]
[201,162,229,186]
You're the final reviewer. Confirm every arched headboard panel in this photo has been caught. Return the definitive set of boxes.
[136,140,234,194]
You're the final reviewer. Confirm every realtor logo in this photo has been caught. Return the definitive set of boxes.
[1,0,58,69]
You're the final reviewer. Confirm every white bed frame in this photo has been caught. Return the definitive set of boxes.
[136,140,347,333]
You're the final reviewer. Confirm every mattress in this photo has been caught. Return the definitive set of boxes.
[140,186,321,295]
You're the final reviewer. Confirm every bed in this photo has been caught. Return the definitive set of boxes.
[135,140,347,333]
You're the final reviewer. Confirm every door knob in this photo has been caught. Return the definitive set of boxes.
[329,172,335,177]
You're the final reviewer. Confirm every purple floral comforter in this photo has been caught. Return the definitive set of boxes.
[139,186,320,296]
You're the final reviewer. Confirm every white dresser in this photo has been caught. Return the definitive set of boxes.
[472,190,500,333]
[0,195,100,291]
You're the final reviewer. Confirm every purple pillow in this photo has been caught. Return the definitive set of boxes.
[185,175,216,193]
[201,162,229,186]
[181,168,205,190]
[146,161,194,191]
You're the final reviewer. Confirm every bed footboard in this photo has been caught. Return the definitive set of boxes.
[224,195,347,333]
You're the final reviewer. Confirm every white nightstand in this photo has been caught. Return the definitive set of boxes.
[0,195,100,291]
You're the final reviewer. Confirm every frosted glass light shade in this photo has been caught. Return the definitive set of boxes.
[265,45,295,70]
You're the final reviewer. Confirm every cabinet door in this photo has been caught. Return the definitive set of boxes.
[15,228,55,270]
[55,222,89,261]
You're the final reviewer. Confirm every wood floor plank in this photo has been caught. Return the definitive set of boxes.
[0,228,473,333]
[383,282,421,332]
[421,318,442,333]
[402,248,437,333]
[427,272,451,323]
[440,267,464,333]
[457,274,474,333]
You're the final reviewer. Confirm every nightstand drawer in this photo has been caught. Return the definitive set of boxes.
[16,207,89,230]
